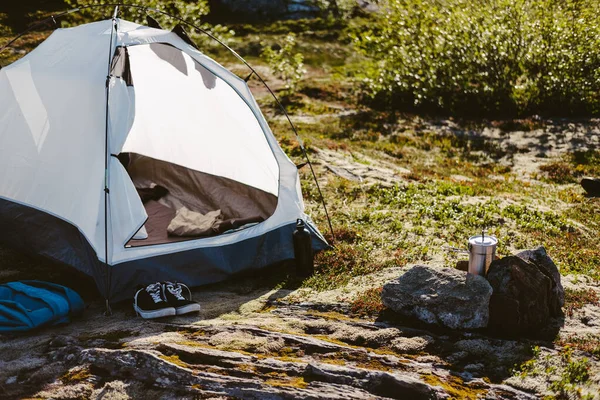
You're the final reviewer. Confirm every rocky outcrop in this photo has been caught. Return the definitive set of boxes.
[381,265,493,329]
[516,246,564,317]
[486,256,553,335]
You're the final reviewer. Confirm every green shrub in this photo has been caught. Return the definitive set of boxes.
[313,0,359,20]
[0,13,10,35]
[353,0,600,117]
[261,33,306,95]
[63,0,232,45]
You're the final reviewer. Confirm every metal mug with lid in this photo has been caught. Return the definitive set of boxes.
[468,232,498,276]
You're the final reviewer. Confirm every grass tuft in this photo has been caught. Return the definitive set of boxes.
[349,287,385,318]
[564,288,600,318]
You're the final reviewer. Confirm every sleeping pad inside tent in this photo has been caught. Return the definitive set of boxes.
[0,18,328,304]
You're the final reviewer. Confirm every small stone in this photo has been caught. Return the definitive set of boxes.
[450,174,473,182]
[446,351,469,363]
[581,177,600,197]
[50,335,75,348]
[5,376,17,385]
[382,265,492,329]
[390,336,432,353]
[464,363,484,372]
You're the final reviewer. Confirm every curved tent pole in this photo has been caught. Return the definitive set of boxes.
[0,4,335,244]
[0,9,79,57]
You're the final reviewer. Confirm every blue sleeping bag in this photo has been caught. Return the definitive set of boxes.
[0,280,84,332]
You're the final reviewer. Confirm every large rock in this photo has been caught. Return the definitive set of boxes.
[486,256,552,335]
[516,246,564,316]
[381,265,492,329]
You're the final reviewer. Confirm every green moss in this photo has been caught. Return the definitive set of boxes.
[421,373,487,399]
[341,352,396,372]
[159,354,189,369]
[175,340,213,349]
[265,375,308,389]
[60,366,92,384]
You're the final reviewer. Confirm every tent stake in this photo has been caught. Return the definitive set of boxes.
[104,299,113,316]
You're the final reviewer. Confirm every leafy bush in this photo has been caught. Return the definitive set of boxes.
[539,161,578,184]
[564,288,600,318]
[0,13,10,36]
[261,33,306,95]
[539,150,600,183]
[313,0,359,20]
[353,0,600,117]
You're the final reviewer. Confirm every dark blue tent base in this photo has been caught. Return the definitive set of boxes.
[0,197,328,304]
[109,222,328,302]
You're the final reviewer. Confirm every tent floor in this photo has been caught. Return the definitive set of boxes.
[126,200,190,248]
[125,200,266,248]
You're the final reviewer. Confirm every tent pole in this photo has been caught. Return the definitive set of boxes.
[102,6,119,316]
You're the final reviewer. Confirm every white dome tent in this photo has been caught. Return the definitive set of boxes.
[0,6,330,308]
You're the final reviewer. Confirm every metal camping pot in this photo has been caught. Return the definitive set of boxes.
[467,233,498,276]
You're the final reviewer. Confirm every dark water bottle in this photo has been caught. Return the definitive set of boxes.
[293,219,314,278]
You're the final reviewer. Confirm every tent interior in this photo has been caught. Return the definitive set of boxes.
[112,42,280,247]
[120,152,278,247]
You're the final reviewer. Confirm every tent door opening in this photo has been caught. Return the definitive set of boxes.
[111,42,281,248]
[120,152,277,247]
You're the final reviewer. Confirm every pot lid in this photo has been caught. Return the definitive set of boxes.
[468,234,498,246]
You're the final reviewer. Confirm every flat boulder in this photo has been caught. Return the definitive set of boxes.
[486,256,552,336]
[381,265,492,330]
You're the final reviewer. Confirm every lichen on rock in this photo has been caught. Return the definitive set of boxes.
[381,265,493,329]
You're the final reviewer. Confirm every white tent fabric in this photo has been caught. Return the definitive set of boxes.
[0,18,315,266]
[0,21,110,257]
[122,44,279,196]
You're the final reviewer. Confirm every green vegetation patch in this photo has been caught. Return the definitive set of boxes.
[540,151,600,184]
[353,0,600,117]
[421,373,487,399]
[564,288,600,318]
[306,242,383,291]
[556,336,600,360]
[349,287,385,318]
